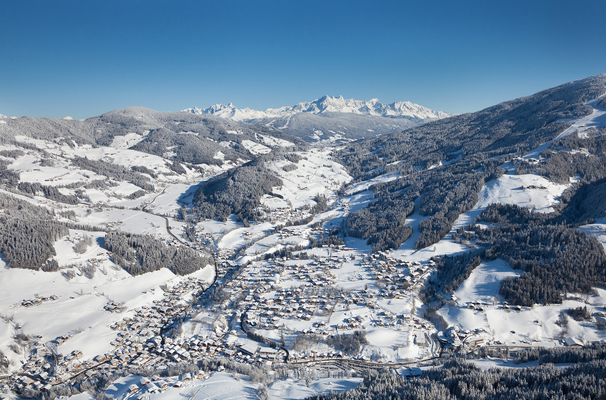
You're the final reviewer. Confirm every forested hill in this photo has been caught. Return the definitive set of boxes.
[337,74,606,251]
[0,106,305,166]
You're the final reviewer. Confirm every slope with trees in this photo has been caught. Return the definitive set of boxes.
[337,74,606,251]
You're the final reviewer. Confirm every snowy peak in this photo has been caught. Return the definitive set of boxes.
[183,96,450,122]
[184,103,268,121]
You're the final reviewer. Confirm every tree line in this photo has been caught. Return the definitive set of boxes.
[310,355,606,400]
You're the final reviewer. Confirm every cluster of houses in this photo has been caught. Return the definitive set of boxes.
[244,286,336,331]
[20,294,60,307]
[110,276,207,336]
[438,326,491,349]
[6,209,445,396]
[364,255,434,299]
[520,184,548,190]
[8,277,210,394]
[126,371,208,396]
[7,340,94,393]
[258,203,311,225]
[222,251,439,347]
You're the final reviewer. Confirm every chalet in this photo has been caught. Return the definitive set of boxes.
[145,383,160,393]
[93,354,107,363]
[239,343,259,356]
[565,337,584,347]
[258,347,279,359]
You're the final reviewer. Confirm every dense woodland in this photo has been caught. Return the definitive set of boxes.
[192,158,282,223]
[291,331,368,356]
[310,356,606,400]
[104,231,214,276]
[0,192,105,271]
[476,205,606,306]
[427,201,606,306]
[0,192,68,270]
[95,108,303,165]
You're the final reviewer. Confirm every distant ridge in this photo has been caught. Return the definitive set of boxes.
[183,95,450,122]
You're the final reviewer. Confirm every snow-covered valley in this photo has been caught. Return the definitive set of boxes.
[1,78,606,399]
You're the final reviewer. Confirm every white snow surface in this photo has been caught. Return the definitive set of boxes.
[109,131,148,148]
[266,148,352,209]
[5,95,606,399]
[556,97,606,139]
[93,372,361,400]
[241,139,272,155]
[453,259,520,305]
[579,217,606,251]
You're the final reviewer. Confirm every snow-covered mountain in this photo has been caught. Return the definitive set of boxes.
[184,95,450,122]
[183,96,450,143]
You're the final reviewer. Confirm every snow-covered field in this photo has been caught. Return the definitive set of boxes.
[346,171,399,195]
[267,148,351,209]
[438,261,606,347]
[579,217,606,251]
[453,260,519,305]
[475,172,570,213]
[90,372,361,400]
[387,99,606,349]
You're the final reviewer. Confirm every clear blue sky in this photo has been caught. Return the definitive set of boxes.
[1,0,605,119]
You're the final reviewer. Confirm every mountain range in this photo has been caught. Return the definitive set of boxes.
[183,96,450,142]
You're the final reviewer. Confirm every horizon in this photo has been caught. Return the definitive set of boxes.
[1,0,605,120]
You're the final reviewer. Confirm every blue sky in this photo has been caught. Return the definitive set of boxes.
[1,0,605,119]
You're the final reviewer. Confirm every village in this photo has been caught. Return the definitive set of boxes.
[3,145,606,399]
[5,214,447,397]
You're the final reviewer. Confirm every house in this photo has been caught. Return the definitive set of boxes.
[145,383,160,393]
[258,347,279,359]
[239,343,259,356]
[565,337,584,347]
